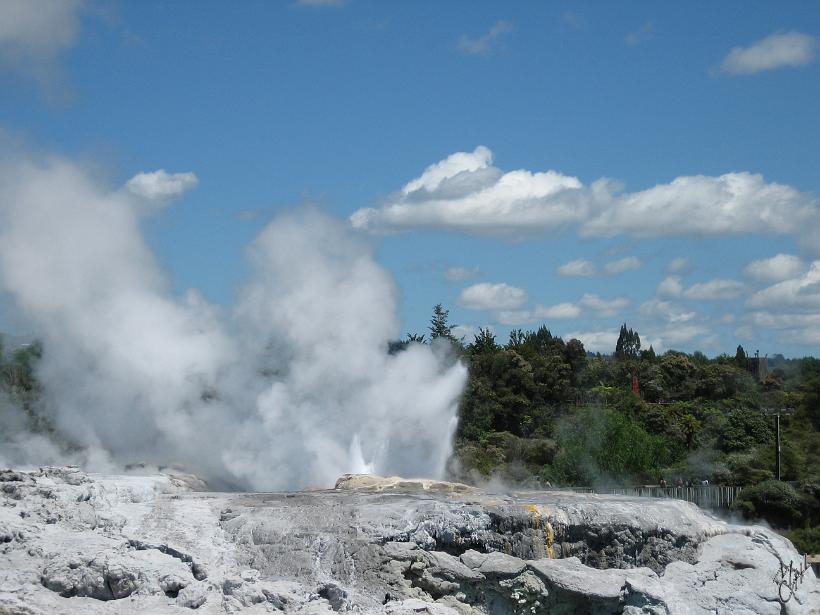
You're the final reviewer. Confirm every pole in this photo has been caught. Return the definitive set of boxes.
[775,413,781,481]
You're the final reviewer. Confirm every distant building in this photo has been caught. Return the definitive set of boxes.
[747,352,769,383]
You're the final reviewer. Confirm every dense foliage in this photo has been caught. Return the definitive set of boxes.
[407,307,820,544]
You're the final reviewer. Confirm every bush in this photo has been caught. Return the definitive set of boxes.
[788,525,820,555]
[732,480,810,528]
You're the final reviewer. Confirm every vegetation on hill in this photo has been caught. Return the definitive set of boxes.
[407,306,820,551]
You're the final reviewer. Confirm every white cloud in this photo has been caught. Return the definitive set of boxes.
[718,31,816,75]
[683,279,745,301]
[582,172,817,241]
[657,275,744,301]
[0,0,85,89]
[351,147,820,247]
[443,266,480,282]
[495,301,583,326]
[639,299,696,324]
[403,146,493,194]
[667,257,690,273]
[742,310,820,346]
[458,20,513,56]
[743,253,805,283]
[125,170,199,206]
[451,324,489,342]
[747,261,820,310]
[564,329,618,354]
[351,146,584,236]
[536,302,582,319]
[603,255,642,275]
[458,282,527,311]
[557,259,596,277]
[650,324,712,349]
[578,293,630,317]
[658,276,683,297]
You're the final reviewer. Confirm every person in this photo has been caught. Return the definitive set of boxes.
[659,477,667,489]
[701,478,709,486]
[675,477,683,488]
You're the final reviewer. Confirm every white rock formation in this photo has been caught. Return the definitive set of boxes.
[0,468,817,614]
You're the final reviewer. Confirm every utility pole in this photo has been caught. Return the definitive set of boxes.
[763,408,794,481]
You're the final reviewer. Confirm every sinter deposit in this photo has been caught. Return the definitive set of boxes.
[0,468,817,614]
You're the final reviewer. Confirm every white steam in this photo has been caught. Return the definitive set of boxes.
[0,150,467,490]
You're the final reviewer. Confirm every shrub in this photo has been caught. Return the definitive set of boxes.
[732,480,808,528]
[788,525,820,555]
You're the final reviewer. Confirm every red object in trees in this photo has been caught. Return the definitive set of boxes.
[631,375,640,397]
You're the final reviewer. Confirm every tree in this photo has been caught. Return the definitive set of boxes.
[615,324,640,360]
[507,329,526,349]
[429,304,455,340]
[735,345,747,368]
[640,345,656,362]
[469,328,498,354]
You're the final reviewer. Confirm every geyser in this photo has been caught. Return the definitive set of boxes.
[0,150,467,490]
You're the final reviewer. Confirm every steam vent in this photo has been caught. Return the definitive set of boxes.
[1,468,818,614]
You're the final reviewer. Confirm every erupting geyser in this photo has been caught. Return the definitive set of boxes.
[0,150,467,490]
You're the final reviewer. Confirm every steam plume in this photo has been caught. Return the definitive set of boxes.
[0,149,467,490]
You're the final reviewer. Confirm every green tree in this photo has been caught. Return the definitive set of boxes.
[640,345,656,362]
[734,344,747,368]
[615,324,640,360]
[429,304,455,340]
[469,328,498,355]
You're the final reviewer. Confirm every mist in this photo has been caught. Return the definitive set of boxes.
[0,150,467,490]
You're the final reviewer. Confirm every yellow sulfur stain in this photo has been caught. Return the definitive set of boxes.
[524,504,555,559]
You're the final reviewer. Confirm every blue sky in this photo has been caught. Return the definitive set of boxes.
[1,0,819,356]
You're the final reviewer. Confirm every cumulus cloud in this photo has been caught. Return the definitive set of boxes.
[747,261,820,311]
[458,282,527,311]
[743,311,820,346]
[603,256,642,275]
[451,324,487,342]
[658,276,683,297]
[582,172,817,240]
[667,257,690,273]
[351,146,820,247]
[657,275,744,301]
[650,324,712,350]
[0,0,85,93]
[458,20,513,56]
[557,259,596,277]
[564,329,618,354]
[743,253,805,283]
[717,31,817,75]
[578,293,630,317]
[444,266,480,282]
[0,149,466,490]
[496,302,581,326]
[350,146,585,235]
[683,279,745,301]
[639,299,696,324]
[125,170,199,207]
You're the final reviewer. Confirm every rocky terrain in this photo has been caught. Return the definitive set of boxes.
[0,467,817,614]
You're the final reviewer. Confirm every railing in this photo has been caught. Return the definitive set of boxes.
[605,485,744,510]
